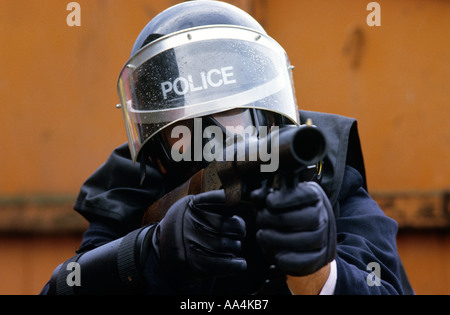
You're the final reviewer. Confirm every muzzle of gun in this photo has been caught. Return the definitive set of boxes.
[214,120,328,205]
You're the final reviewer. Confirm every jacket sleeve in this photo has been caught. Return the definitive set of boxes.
[334,166,404,294]
[40,144,173,294]
[73,143,166,235]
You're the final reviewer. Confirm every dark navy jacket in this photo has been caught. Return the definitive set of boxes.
[70,110,413,294]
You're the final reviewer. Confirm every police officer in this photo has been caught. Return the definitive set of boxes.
[41,0,412,295]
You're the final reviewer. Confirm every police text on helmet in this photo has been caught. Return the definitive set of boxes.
[161,66,237,100]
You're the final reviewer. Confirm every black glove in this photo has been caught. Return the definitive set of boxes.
[152,189,247,289]
[252,181,336,277]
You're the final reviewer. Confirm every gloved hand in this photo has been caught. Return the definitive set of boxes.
[152,189,247,289]
[252,181,336,277]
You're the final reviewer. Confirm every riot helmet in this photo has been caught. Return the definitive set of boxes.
[116,0,300,181]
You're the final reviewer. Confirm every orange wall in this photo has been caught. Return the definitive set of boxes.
[0,0,175,195]
[263,0,450,191]
[0,0,449,295]
[0,235,82,295]
[0,0,448,195]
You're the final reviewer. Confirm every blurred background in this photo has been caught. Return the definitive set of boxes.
[0,0,448,294]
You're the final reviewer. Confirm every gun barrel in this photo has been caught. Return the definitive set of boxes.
[278,124,327,169]
[231,124,327,176]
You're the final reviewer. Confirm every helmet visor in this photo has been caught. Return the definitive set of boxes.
[117,25,299,162]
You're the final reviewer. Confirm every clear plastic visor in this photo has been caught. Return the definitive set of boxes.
[117,25,299,162]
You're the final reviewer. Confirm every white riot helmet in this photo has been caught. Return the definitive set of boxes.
[116,1,299,180]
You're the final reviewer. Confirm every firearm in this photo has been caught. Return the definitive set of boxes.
[142,119,327,225]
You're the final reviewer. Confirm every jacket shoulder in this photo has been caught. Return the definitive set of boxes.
[299,110,367,207]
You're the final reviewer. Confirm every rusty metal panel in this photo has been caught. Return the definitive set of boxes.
[373,190,450,229]
[0,195,87,235]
